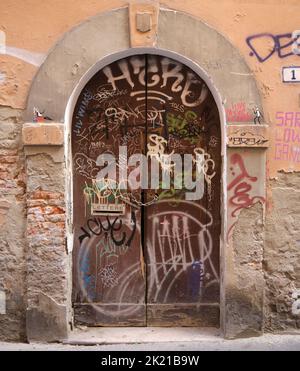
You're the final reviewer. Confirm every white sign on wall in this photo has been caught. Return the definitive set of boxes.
[282,66,300,83]
[0,290,6,314]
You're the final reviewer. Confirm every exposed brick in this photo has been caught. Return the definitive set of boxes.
[0,106,26,342]
[26,187,67,316]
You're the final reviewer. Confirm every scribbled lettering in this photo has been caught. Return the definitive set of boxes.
[79,214,136,248]
[246,32,300,63]
[274,111,300,162]
[103,56,208,107]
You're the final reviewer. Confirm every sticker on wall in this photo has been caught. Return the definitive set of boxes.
[0,31,6,54]
[0,290,6,315]
[91,203,126,216]
[282,67,300,83]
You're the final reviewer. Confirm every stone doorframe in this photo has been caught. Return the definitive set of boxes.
[23,4,267,342]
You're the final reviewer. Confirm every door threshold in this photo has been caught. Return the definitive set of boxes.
[64,327,221,346]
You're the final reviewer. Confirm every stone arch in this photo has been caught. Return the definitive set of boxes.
[25,7,261,122]
[24,6,263,342]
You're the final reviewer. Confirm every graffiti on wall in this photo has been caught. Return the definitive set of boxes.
[227,153,265,241]
[246,31,300,63]
[226,102,252,122]
[227,131,268,147]
[274,111,300,163]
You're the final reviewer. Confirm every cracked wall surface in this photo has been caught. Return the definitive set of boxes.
[264,172,300,332]
[225,202,265,338]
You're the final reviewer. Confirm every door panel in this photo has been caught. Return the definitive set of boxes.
[72,54,221,327]
[72,56,147,325]
[144,55,221,326]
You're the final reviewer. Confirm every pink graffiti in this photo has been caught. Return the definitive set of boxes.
[226,102,252,122]
[227,154,265,241]
[274,111,300,163]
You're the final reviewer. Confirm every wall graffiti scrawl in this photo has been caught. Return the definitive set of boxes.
[72,54,221,326]
[227,152,265,242]
[246,32,300,63]
[274,111,300,163]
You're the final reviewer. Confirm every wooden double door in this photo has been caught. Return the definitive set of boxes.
[72,54,221,326]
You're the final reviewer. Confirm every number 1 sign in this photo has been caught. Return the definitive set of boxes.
[282,66,300,83]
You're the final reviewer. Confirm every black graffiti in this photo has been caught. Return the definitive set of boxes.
[228,136,268,146]
[79,212,137,248]
[246,32,299,63]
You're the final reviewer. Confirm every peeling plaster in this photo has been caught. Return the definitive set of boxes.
[26,292,68,342]
[226,202,265,338]
[1,46,45,67]
[24,146,65,164]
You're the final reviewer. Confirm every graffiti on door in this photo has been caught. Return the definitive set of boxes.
[72,54,221,326]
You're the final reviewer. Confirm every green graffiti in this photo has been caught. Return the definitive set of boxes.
[167,110,200,142]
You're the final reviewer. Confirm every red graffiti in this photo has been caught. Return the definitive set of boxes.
[226,102,252,122]
[227,154,265,241]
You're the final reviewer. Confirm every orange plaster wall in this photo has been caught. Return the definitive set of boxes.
[0,0,300,176]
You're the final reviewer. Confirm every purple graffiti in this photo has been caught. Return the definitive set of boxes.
[187,261,204,300]
[246,33,299,63]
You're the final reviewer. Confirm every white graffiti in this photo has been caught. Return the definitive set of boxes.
[104,104,165,129]
[147,106,165,128]
[147,201,219,303]
[74,153,99,179]
[170,102,185,113]
[105,106,139,123]
[193,147,216,200]
[94,85,127,103]
[147,134,175,173]
[102,56,208,108]
[103,59,134,90]
[130,90,173,104]
[75,118,120,149]
[99,265,119,288]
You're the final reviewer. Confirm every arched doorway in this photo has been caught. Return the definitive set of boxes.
[23,6,266,341]
[71,54,221,326]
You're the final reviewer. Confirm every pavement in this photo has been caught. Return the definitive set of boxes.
[0,327,300,351]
